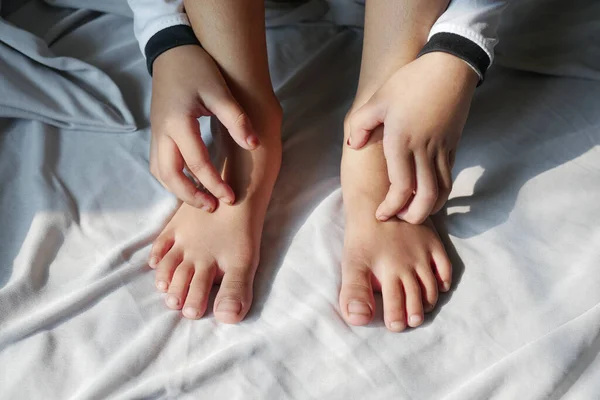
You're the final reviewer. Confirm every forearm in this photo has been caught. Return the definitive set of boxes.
[356,0,450,101]
[184,0,281,201]
[184,0,278,119]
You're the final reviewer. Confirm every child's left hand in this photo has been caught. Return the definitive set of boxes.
[346,52,479,224]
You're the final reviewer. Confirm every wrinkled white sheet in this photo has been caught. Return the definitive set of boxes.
[1,2,600,399]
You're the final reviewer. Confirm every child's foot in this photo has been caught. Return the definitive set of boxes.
[149,200,260,323]
[149,116,281,323]
[341,212,452,332]
[340,124,452,332]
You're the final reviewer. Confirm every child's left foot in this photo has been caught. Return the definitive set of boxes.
[340,124,452,332]
[341,211,452,332]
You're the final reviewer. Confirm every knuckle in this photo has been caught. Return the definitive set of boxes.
[186,162,208,175]
[233,112,251,130]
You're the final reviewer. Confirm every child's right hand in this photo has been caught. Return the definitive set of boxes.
[150,45,259,211]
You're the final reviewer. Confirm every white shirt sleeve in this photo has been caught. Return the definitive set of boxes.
[127,0,191,57]
[429,0,510,65]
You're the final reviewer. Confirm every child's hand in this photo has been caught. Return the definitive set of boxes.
[150,45,259,211]
[346,52,479,224]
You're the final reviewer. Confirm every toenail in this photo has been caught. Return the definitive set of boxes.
[202,205,213,213]
[166,295,180,309]
[220,196,233,205]
[149,257,158,268]
[156,281,168,291]
[216,298,242,315]
[443,281,451,291]
[424,303,435,313]
[183,306,199,319]
[348,300,371,317]
[390,321,406,332]
[409,314,423,326]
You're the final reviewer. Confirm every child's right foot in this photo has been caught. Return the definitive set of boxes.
[149,117,282,324]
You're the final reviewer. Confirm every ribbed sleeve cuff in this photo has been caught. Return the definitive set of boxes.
[418,32,491,84]
[145,25,201,75]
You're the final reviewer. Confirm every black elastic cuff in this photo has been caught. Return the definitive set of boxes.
[418,32,491,84]
[145,25,201,75]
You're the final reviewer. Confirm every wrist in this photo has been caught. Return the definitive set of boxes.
[419,52,479,90]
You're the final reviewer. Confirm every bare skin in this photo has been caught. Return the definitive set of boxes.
[339,0,454,331]
[148,0,282,323]
[346,0,479,224]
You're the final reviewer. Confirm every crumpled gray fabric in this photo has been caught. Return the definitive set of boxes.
[0,0,136,133]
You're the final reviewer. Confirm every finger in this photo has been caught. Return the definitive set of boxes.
[376,147,416,221]
[158,136,217,211]
[171,118,235,204]
[347,97,385,149]
[205,89,259,150]
[432,150,453,214]
[398,150,438,224]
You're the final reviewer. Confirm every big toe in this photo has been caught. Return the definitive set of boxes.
[339,263,375,326]
[214,268,255,324]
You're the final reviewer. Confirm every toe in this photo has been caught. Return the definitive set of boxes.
[339,262,375,326]
[154,248,182,292]
[214,267,255,324]
[182,263,216,320]
[417,263,439,313]
[402,273,424,328]
[431,245,452,292]
[381,275,407,332]
[165,261,194,310]
[149,233,174,269]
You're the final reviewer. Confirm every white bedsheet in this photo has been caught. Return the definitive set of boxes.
[1,2,600,399]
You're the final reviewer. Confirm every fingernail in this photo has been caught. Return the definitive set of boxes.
[149,257,158,268]
[409,314,423,326]
[220,196,233,205]
[166,295,180,309]
[183,306,199,319]
[443,281,451,292]
[156,281,168,292]
[348,300,371,317]
[216,298,242,315]
[376,214,389,221]
[390,321,406,332]
[246,135,259,149]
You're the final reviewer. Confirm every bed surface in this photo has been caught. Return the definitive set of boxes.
[1,1,600,399]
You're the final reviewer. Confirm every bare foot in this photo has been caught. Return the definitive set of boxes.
[340,125,452,332]
[341,212,452,331]
[149,115,281,323]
